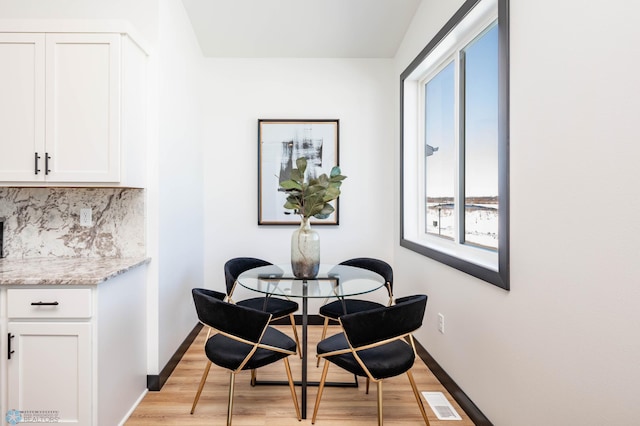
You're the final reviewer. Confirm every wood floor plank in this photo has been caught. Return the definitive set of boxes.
[126,325,475,425]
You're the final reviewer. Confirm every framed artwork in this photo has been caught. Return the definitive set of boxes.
[258,119,340,225]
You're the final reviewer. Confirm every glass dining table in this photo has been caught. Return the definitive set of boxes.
[237,263,385,419]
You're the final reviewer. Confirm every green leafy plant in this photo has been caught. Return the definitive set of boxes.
[279,157,347,220]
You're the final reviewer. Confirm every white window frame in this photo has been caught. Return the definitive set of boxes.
[400,0,509,290]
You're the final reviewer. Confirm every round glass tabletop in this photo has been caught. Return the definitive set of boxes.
[237,263,385,299]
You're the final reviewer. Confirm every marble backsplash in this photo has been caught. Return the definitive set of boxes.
[0,187,145,259]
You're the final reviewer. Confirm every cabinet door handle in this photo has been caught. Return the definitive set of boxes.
[34,152,41,175]
[45,152,51,175]
[31,301,59,306]
[8,333,14,360]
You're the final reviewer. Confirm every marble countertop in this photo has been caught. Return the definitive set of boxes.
[0,257,150,285]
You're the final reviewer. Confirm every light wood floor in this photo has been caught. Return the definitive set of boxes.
[126,325,475,425]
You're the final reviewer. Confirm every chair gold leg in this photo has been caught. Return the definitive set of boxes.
[366,377,370,394]
[377,381,383,426]
[312,360,331,424]
[289,314,302,358]
[190,360,212,414]
[407,370,430,426]
[320,316,330,340]
[250,369,256,386]
[316,317,330,367]
[283,358,301,420]
[227,373,236,426]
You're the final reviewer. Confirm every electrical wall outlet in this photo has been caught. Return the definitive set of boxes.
[80,208,92,227]
[437,313,445,334]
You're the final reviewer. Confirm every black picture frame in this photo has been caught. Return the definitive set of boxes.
[258,119,340,225]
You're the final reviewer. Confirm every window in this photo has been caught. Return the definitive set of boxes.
[401,0,509,290]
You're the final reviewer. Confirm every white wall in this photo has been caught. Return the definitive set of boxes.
[201,58,395,310]
[146,0,204,373]
[394,1,640,425]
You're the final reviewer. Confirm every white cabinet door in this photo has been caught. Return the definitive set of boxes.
[7,322,91,425]
[0,34,45,181]
[45,33,121,182]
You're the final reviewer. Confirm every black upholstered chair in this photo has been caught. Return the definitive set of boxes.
[224,257,301,359]
[317,257,393,366]
[312,294,430,426]
[190,288,301,425]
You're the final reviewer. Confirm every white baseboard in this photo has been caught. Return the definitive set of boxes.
[118,388,149,426]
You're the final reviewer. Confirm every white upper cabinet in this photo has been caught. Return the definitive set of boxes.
[46,33,121,182]
[0,34,45,181]
[0,28,147,187]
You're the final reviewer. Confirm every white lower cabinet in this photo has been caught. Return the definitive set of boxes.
[5,288,92,425]
[0,264,147,426]
[7,322,92,425]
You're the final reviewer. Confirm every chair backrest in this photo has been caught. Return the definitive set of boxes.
[339,294,427,348]
[224,257,273,296]
[339,257,394,298]
[192,287,271,343]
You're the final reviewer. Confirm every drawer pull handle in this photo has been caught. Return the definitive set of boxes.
[31,301,59,306]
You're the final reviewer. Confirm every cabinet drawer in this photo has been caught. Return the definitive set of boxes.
[7,288,92,319]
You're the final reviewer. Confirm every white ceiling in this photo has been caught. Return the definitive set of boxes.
[181,0,422,58]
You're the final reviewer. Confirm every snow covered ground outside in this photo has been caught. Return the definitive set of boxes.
[427,202,498,249]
